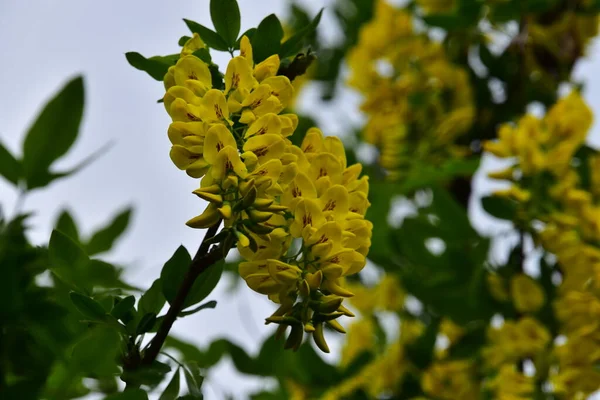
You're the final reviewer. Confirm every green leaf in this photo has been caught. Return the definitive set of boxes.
[399,158,480,193]
[85,207,133,255]
[159,368,181,400]
[136,312,158,335]
[69,291,107,320]
[234,28,257,49]
[183,19,229,51]
[183,363,203,398]
[481,195,518,221]
[35,140,114,188]
[160,246,192,304]
[178,36,192,46]
[125,52,179,81]
[55,209,79,242]
[210,0,240,48]
[185,261,223,309]
[139,279,166,316]
[0,140,20,186]
[104,389,149,400]
[48,229,91,292]
[251,14,284,63]
[71,326,121,376]
[21,76,84,190]
[192,48,212,64]
[279,9,323,58]
[160,246,223,308]
[121,360,171,389]
[111,295,135,320]
[405,318,440,369]
[179,300,217,317]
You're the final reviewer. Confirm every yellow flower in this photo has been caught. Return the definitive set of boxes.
[511,274,545,313]
[161,33,371,353]
[421,360,478,400]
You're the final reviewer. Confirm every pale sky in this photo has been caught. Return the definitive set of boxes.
[2,1,600,399]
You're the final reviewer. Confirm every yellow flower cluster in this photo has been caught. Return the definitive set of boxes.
[485,91,600,397]
[421,360,479,400]
[482,317,551,370]
[322,319,424,400]
[347,0,474,181]
[162,34,372,352]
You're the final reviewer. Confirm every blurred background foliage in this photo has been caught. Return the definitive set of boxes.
[3,0,600,399]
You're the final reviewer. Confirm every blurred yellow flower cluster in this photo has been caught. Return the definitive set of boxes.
[162,34,372,352]
[347,0,474,181]
[485,90,600,397]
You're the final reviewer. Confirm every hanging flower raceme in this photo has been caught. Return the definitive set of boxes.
[162,34,372,352]
[347,0,475,182]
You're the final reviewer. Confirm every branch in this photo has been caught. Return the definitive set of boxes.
[141,220,223,365]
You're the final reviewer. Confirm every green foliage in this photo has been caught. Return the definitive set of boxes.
[0,140,21,186]
[22,76,84,189]
[210,0,241,48]
[71,326,122,376]
[481,195,518,221]
[56,209,80,241]
[183,19,229,51]
[159,367,181,400]
[279,9,323,58]
[251,14,284,63]
[69,291,108,321]
[85,207,133,255]
[160,246,223,308]
[125,53,179,81]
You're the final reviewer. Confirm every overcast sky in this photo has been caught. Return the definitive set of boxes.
[2,1,600,399]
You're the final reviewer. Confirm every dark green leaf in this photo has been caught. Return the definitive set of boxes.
[251,14,284,63]
[85,207,133,255]
[0,140,20,185]
[121,361,171,390]
[55,209,79,242]
[111,295,135,320]
[105,389,149,400]
[34,140,114,188]
[183,363,203,398]
[160,246,192,304]
[86,259,133,289]
[185,261,223,309]
[126,52,179,81]
[178,36,192,46]
[22,76,84,190]
[71,326,121,376]
[69,291,107,320]
[159,368,181,400]
[139,279,166,316]
[136,312,157,335]
[179,300,217,317]
[192,48,212,64]
[405,318,440,369]
[481,195,518,221]
[183,19,229,51]
[48,229,90,291]
[160,246,223,308]
[209,64,225,90]
[234,28,257,49]
[279,9,323,58]
[210,0,241,48]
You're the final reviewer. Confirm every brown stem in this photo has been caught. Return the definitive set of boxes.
[141,221,223,366]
